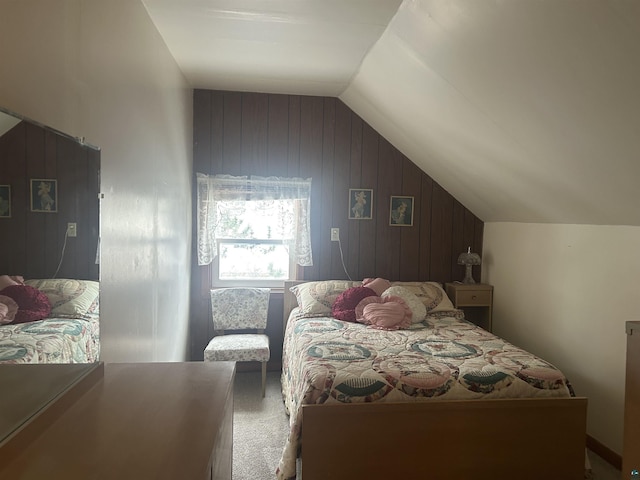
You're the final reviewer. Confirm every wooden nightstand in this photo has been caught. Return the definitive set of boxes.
[445,283,493,332]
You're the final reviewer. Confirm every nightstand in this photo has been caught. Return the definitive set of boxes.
[445,283,493,332]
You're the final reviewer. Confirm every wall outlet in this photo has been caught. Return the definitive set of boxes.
[67,222,77,237]
[331,228,340,242]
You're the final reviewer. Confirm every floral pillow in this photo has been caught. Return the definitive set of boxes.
[0,284,51,324]
[390,281,455,313]
[24,279,99,319]
[291,280,361,317]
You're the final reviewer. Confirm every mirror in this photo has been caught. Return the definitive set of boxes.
[0,106,100,445]
[0,106,100,280]
[0,363,102,448]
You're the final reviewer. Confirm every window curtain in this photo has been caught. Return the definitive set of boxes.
[196,173,313,267]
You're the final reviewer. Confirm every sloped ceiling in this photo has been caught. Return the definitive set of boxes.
[143,0,640,226]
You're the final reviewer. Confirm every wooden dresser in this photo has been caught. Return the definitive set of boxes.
[624,321,640,478]
[0,361,235,480]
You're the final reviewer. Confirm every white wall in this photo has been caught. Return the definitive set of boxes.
[484,222,640,454]
[0,0,193,361]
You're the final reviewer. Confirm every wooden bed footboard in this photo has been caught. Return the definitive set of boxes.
[302,397,587,480]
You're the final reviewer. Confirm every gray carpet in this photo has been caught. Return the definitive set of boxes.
[233,370,291,480]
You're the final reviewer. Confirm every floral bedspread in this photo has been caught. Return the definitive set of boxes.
[276,309,573,480]
[0,314,100,364]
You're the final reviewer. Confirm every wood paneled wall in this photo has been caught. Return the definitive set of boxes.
[191,89,483,362]
[0,121,100,281]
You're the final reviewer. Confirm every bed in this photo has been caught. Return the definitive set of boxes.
[0,278,100,364]
[278,280,587,480]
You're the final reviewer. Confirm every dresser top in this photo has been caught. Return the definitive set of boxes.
[0,361,235,479]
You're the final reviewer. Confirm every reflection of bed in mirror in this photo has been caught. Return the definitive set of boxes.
[0,106,100,365]
[0,277,100,364]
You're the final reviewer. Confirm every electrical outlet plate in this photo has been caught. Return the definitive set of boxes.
[331,228,339,242]
[67,223,77,237]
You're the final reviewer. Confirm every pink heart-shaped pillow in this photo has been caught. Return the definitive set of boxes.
[355,295,412,330]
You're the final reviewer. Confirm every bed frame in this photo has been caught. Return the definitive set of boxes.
[283,281,588,480]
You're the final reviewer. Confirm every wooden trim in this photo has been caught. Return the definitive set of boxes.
[586,434,621,470]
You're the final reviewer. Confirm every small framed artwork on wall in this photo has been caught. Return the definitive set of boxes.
[30,179,57,213]
[0,185,10,218]
[389,196,414,226]
[348,189,373,220]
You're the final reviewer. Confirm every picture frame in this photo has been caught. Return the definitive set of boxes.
[389,196,414,226]
[348,188,373,220]
[0,185,11,218]
[30,179,58,213]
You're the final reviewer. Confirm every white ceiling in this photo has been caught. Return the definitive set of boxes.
[143,0,640,226]
[142,0,402,96]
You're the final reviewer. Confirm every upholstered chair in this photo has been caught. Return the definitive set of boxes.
[204,287,271,397]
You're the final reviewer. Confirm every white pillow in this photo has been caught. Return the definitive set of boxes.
[390,281,455,313]
[381,286,426,323]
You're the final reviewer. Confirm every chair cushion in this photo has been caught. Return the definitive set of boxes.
[204,334,270,362]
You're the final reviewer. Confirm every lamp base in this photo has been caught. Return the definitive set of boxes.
[461,265,476,284]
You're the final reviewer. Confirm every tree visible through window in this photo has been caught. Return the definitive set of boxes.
[196,174,313,287]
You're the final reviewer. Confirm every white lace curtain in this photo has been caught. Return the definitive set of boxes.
[196,173,313,267]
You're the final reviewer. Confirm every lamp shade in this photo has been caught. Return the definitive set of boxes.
[457,247,481,283]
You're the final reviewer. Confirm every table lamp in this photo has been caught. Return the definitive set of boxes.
[457,246,481,284]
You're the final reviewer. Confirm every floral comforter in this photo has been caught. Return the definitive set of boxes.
[276,309,574,479]
[0,314,100,364]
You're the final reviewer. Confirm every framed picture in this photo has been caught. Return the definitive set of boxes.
[0,185,10,218]
[30,179,58,213]
[348,189,373,220]
[389,196,414,226]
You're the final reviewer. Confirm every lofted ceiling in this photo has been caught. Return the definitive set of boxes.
[143,0,640,226]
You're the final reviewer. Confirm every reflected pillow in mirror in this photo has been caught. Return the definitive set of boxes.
[24,279,99,319]
[0,285,51,324]
[0,294,18,325]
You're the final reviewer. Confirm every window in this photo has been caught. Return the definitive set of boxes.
[196,174,313,287]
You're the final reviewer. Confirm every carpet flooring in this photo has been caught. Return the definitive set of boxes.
[233,371,291,480]
[232,370,621,480]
